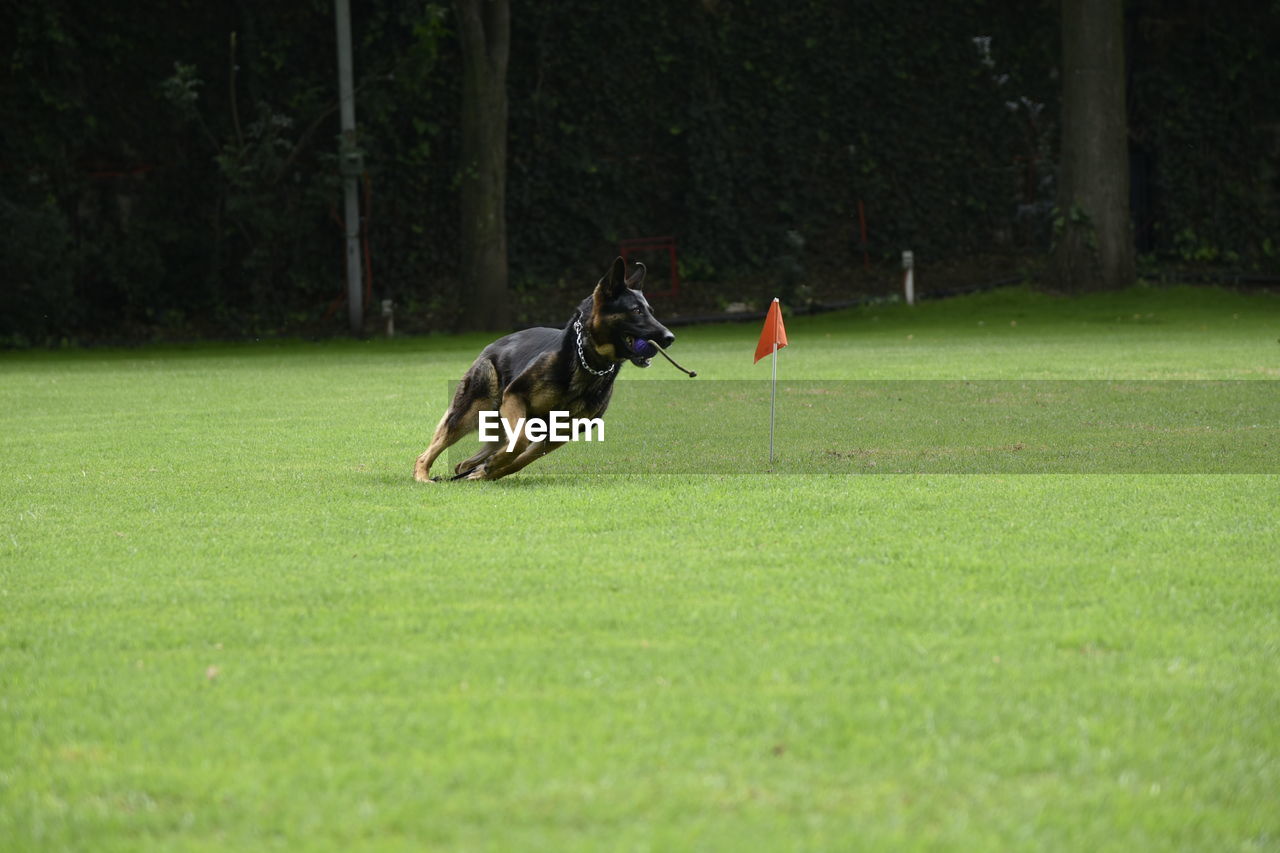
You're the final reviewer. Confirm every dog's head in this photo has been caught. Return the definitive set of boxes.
[581,257,675,368]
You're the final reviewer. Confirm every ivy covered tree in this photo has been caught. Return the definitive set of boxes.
[1053,0,1134,291]
[455,0,510,331]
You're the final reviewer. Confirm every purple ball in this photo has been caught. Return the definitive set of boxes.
[631,338,656,357]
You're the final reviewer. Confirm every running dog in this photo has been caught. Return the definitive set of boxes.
[413,257,675,481]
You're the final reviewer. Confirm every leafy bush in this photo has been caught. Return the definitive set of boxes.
[1,0,1275,344]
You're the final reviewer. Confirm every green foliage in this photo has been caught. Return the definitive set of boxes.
[1050,203,1097,253]
[0,0,1276,343]
[1128,2,1280,268]
[0,197,76,346]
[501,0,1061,285]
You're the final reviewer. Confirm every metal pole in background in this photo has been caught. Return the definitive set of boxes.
[334,0,363,335]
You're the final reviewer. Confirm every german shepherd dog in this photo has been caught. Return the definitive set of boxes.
[413,257,675,482]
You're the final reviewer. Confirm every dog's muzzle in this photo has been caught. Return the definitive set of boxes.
[624,330,674,368]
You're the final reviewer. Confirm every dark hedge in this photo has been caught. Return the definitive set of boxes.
[2,0,1276,343]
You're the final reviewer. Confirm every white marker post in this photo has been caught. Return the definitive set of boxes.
[381,299,394,338]
[902,250,915,306]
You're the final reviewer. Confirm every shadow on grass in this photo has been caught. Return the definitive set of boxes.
[443,380,1280,476]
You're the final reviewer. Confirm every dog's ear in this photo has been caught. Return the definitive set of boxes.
[624,261,646,289]
[596,256,629,300]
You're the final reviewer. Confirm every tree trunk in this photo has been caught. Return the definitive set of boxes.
[1054,0,1134,292]
[455,0,510,330]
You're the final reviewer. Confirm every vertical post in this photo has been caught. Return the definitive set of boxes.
[857,200,869,271]
[769,341,778,463]
[381,298,394,338]
[335,0,363,335]
[902,250,915,306]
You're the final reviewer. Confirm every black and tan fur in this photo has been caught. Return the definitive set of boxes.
[414,257,676,482]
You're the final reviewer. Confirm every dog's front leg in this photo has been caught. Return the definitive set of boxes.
[470,438,565,481]
[462,394,551,480]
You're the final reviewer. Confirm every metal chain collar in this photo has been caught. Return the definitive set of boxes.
[573,317,616,377]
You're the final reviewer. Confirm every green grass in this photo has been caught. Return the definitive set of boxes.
[2,284,1278,851]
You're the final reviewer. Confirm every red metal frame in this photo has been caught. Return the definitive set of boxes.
[619,236,679,298]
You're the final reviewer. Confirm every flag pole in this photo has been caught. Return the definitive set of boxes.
[756,296,786,466]
[770,341,778,463]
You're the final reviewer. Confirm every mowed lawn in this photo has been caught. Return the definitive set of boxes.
[2,285,1278,851]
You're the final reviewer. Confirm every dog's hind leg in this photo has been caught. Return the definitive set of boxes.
[413,410,469,482]
[414,358,500,482]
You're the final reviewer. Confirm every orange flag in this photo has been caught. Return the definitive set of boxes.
[754,298,789,363]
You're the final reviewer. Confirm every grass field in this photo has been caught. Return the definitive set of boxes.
[2,284,1278,850]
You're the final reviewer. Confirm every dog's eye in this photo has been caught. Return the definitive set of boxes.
[632,306,643,315]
